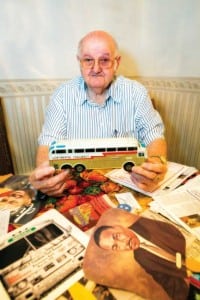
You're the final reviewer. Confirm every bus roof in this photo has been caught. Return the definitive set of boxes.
[49,137,140,151]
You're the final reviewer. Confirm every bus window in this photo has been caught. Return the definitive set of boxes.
[85,148,95,152]
[74,149,84,153]
[138,152,145,157]
[128,147,137,151]
[96,148,106,152]
[107,148,116,152]
[55,149,66,154]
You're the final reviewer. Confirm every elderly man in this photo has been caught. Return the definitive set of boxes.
[30,30,167,196]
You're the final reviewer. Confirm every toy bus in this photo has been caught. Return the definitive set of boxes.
[49,137,147,173]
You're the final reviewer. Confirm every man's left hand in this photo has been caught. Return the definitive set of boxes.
[130,157,167,192]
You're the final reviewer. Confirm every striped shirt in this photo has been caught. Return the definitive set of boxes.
[38,76,165,146]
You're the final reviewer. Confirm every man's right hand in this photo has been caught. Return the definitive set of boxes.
[29,161,69,197]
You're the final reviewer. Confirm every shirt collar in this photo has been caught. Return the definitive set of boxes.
[76,76,122,105]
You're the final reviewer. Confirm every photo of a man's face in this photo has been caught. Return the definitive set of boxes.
[95,225,140,251]
[0,190,32,211]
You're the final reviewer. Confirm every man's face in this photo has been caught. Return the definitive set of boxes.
[0,190,31,210]
[99,225,140,251]
[78,37,120,91]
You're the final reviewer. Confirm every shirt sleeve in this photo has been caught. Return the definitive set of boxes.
[38,85,68,145]
[133,85,165,146]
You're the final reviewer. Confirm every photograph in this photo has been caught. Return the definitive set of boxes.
[83,208,189,300]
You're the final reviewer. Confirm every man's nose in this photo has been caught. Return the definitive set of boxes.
[92,60,102,71]
[117,239,129,249]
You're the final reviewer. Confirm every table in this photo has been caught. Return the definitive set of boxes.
[0,173,199,300]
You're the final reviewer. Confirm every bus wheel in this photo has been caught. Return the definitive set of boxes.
[123,162,135,172]
[61,164,72,170]
[74,164,85,173]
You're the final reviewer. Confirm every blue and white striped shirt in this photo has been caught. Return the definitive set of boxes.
[38,76,165,146]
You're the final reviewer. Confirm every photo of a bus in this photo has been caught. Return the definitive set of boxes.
[49,137,147,173]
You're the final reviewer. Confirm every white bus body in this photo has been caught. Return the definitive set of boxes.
[49,137,147,172]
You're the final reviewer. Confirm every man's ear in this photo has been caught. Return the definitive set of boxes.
[114,56,121,71]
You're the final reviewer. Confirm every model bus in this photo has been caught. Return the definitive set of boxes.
[49,137,147,173]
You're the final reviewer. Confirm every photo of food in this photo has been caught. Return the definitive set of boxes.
[36,169,126,231]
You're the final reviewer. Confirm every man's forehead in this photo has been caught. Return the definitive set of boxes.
[99,230,114,249]
[82,45,113,55]
[100,228,114,239]
[101,226,119,237]
[81,38,115,54]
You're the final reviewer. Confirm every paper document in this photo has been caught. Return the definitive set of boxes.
[106,162,198,197]
[151,183,200,240]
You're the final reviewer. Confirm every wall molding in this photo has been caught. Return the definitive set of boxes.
[134,77,200,93]
[0,79,66,96]
[0,77,200,97]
